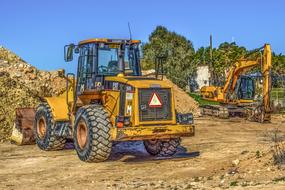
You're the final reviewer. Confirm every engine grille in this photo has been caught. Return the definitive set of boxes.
[138,88,172,122]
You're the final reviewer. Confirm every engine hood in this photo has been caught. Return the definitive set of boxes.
[105,76,172,89]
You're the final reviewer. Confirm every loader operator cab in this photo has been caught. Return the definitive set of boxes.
[64,39,142,95]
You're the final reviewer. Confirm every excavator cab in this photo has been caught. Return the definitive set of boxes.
[235,76,255,100]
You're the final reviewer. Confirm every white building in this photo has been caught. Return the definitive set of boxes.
[191,65,210,92]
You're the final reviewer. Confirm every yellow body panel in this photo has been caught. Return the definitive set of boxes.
[111,124,195,141]
[200,86,224,102]
[45,73,194,140]
[45,95,69,121]
[105,76,172,88]
[45,87,74,121]
[49,75,174,123]
[238,99,254,104]
[102,90,120,125]
[105,76,176,126]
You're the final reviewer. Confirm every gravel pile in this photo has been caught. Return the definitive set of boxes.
[0,46,66,142]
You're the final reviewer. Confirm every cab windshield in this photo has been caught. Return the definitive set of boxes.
[98,46,119,75]
[98,44,139,76]
[76,42,141,93]
[98,45,135,75]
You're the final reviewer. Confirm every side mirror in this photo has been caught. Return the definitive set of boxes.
[64,44,75,62]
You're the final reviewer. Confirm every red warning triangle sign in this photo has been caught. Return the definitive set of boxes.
[148,92,163,108]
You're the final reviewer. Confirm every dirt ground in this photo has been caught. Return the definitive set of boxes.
[0,116,285,190]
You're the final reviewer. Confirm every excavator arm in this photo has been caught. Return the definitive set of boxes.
[223,44,272,108]
[262,44,272,113]
[223,60,259,94]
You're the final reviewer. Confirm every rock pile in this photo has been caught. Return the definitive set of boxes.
[0,46,66,142]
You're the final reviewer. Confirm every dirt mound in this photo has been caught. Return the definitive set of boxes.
[142,70,199,116]
[164,78,199,116]
[0,46,66,142]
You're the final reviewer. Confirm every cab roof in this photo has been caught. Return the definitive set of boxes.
[79,38,141,45]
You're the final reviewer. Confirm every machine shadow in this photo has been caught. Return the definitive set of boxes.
[108,141,200,163]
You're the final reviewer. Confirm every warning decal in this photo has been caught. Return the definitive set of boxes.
[148,92,163,108]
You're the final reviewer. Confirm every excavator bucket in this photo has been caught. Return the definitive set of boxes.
[10,108,36,145]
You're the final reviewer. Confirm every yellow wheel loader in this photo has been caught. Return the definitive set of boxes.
[200,44,272,123]
[32,38,194,162]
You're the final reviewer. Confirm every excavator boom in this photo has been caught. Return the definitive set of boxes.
[262,44,272,113]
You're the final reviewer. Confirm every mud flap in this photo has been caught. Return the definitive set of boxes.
[10,108,36,145]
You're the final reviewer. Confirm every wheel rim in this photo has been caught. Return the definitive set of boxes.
[77,120,88,149]
[37,116,46,139]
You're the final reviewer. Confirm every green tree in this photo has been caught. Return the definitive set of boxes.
[143,26,285,89]
[272,53,285,75]
[143,26,196,88]
[195,42,247,84]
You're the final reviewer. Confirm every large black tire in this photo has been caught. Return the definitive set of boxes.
[73,105,112,162]
[144,138,181,157]
[143,139,162,156]
[34,103,66,150]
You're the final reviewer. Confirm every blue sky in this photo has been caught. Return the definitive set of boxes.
[1,0,284,73]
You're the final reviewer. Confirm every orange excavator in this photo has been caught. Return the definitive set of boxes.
[200,44,272,122]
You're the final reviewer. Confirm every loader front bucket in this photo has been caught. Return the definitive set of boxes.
[10,108,36,145]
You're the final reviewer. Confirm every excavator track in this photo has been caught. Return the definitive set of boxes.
[200,105,229,119]
[200,104,249,119]
[200,104,271,123]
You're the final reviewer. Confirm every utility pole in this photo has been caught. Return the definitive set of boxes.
[210,34,213,63]
[209,34,215,85]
